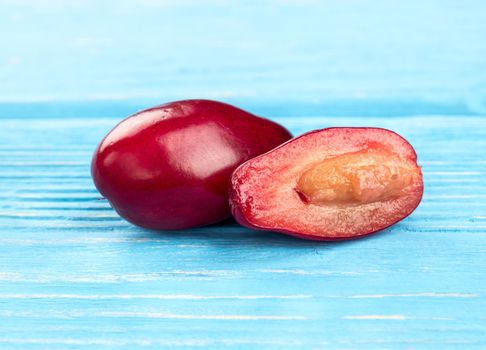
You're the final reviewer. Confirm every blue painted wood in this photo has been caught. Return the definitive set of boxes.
[1,0,486,349]
[0,115,485,349]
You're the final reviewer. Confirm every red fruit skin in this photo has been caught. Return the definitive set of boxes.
[230,127,424,241]
[91,99,292,230]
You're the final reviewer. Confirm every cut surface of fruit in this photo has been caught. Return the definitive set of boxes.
[230,127,423,240]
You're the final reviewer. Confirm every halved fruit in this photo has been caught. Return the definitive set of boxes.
[230,127,423,240]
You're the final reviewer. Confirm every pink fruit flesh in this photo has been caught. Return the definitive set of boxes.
[230,127,423,240]
[91,99,292,230]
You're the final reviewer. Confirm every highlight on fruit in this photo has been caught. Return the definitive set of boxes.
[91,99,292,230]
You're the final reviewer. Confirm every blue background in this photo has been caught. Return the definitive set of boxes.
[0,1,485,348]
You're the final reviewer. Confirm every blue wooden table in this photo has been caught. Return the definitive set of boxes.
[1,1,486,349]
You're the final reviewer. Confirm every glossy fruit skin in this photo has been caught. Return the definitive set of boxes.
[91,99,292,230]
[230,127,424,241]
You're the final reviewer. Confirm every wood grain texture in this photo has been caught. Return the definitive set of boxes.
[0,115,485,349]
[1,0,486,348]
